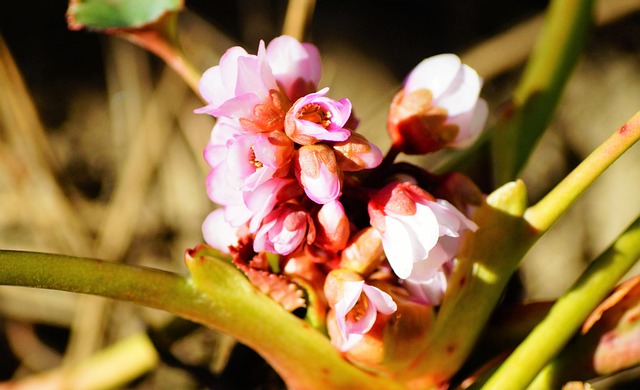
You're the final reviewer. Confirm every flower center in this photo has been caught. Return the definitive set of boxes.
[249,146,263,169]
[346,295,369,322]
[296,103,332,128]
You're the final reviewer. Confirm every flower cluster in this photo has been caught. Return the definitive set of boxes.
[197,36,485,363]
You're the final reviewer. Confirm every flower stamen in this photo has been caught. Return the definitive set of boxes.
[297,103,332,128]
[346,295,369,322]
[250,146,264,169]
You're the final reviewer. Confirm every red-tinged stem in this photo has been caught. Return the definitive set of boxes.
[525,110,640,233]
[118,14,201,98]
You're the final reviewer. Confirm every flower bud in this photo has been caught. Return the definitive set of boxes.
[332,132,383,171]
[294,144,341,204]
[340,227,386,276]
[314,200,350,252]
[387,54,488,155]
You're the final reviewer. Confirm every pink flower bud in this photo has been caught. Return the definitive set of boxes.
[314,200,350,252]
[340,227,386,276]
[294,144,341,204]
[332,132,383,171]
[387,54,488,154]
[243,178,304,233]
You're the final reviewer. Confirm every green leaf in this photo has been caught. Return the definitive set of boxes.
[67,0,183,30]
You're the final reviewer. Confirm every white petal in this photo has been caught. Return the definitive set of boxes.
[404,54,461,99]
[436,64,482,116]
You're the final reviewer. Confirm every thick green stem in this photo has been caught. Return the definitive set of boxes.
[525,111,640,232]
[482,216,640,389]
[396,180,539,388]
[492,0,595,185]
[0,250,402,390]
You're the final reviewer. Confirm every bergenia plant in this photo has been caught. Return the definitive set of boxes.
[2,0,640,389]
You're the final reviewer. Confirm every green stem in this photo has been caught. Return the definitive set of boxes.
[525,111,640,232]
[492,0,595,185]
[0,250,403,390]
[396,180,539,388]
[481,215,640,390]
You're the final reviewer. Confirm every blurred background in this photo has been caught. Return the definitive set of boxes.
[1,0,639,388]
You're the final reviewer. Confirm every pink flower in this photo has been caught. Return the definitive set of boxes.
[285,88,352,145]
[202,208,240,254]
[243,178,303,233]
[330,277,397,352]
[203,119,255,226]
[388,54,488,154]
[195,41,279,120]
[294,144,341,204]
[368,181,477,279]
[224,130,294,191]
[266,35,322,101]
[253,203,315,255]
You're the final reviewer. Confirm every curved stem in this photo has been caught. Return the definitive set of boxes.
[525,111,640,232]
[482,215,640,389]
[0,250,403,390]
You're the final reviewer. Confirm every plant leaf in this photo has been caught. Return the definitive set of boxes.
[67,0,183,31]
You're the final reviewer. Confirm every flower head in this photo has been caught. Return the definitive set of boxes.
[388,54,488,154]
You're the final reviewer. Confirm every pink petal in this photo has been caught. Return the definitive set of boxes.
[202,208,239,253]
[334,280,365,341]
[362,285,397,315]
[266,35,322,98]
